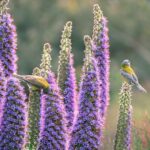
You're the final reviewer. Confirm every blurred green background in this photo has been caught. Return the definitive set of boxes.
[9,0,150,149]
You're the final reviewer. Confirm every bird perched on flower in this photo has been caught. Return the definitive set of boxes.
[13,74,49,90]
[120,59,147,93]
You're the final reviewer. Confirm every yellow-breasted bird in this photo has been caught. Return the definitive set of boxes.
[120,59,147,93]
[13,74,49,90]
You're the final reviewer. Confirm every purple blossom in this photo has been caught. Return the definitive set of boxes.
[0,60,6,127]
[69,57,102,150]
[0,12,17,77]
[0,77,28,149]
[38,72,68,150]
[92,17,110,119]
[57,21,77,130]
[63,53,77,130]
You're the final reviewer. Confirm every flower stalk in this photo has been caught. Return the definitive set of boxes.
[69,35,102,150]
[57,21,77,130]
[0,78,27,149]
[92,4,110,119]
[114,82,132,150]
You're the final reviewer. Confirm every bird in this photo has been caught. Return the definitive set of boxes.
[13,74,49,90]
[120,59,147,93]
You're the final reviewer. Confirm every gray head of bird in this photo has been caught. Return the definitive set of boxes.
[121,59,131,67]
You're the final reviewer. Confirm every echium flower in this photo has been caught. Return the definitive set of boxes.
[69,35,102,150]
[0,6,17,77]
[27,43,53,149]
[27,67,42,150]
[38,71,68,150]
[57,21,72,89]
[92,4,110,119]
[57,21,77,130]
[0,77,28,150]
[114,82,132,150]
[0,60,6,126]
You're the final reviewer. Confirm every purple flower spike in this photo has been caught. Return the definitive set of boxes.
[114,82,132,150]
[92,16,110,119]
[38,72,68,150]
[64,53,77,130]
[0,77,28,150]
[0,60,6,127]
[58,21,77,130]
[69,36,102,150]
[0,12,17,77]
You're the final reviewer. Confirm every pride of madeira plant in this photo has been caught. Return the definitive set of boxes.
[37,43,68,150]
[26,44,52,149]
[0,1,28,149]
[69,35,102,149]
[57,21,77,131]
[0,1,141,150]
[114,82,132,150]
[0,77,28,149]
[0,0,17,77]
[92,4,110,120]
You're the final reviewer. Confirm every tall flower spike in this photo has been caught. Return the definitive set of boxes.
[92,4,103,43]
[0,9,18,77]
[58,21,72,90]
[114,82,132,150]
[69,35,102,150]
[92,4,110,119]
[0,60,6,127]
[27,42,52,149]
[40,43,52,79]
[57,21,77,130]
[84,35,93,69]
[26,67,42,150]
[0,77,28,149]
[38,72,68,150]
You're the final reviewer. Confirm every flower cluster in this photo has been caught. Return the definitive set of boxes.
[0,2,136,150]
[0,12,17,77]
[58,21,77,130]
[69,35,102,149]
[38,72,68,150]
[0,78,27,149]
[92,4,110,119]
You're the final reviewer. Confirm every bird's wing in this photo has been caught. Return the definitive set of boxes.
[120,69,137,85]
[127,67,139,84]
[24,75,49,89]
[131,73,139,84]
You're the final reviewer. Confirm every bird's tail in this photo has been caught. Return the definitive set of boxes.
[137,83,147,93]
[13,74,26,82]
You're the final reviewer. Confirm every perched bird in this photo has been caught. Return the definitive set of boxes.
[120,59,147,93]
[13,74,49,90]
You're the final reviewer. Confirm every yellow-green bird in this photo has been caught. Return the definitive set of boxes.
[13,74,49,90]
[120,59,147,93]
